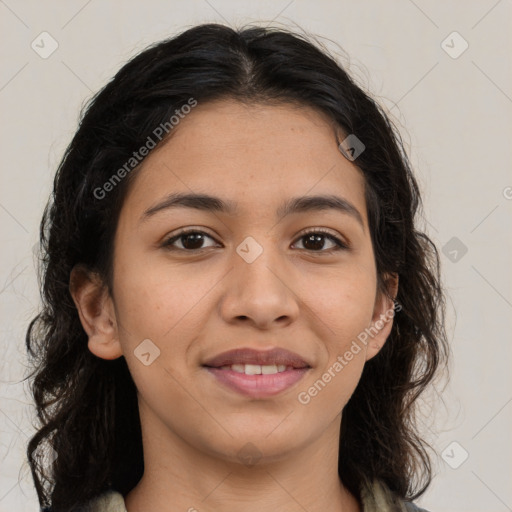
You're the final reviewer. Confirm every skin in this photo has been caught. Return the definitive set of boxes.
[70,99,398,512]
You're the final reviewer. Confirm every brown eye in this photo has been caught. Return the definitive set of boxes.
[292,229,348,253]
[163,230,218,251]
[162,228,348,254]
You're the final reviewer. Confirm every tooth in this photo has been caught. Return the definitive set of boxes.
[244,364,262,375]
[228,364,289,374]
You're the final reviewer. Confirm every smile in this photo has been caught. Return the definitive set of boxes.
[203,365,310,399]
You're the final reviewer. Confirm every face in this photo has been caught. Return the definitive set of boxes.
[73,99,396,466]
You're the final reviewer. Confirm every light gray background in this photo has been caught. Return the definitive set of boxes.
[1,1,511,511]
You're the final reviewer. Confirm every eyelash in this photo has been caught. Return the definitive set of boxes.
[161,227,349,254]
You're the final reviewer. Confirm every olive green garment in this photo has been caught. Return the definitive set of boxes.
[74,479,430,512]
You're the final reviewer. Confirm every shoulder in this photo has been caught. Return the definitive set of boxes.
[41,490,127,512]
[82,490,126,512]
[404,503,430,512]
[360,479,431,512]
[79,490,126,512]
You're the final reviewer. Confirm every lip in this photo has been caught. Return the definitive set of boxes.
[202,348,311,369]
[204,366,310,398]
[202,347,311,399]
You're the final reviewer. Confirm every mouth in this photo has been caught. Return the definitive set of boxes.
[202,347,311,398]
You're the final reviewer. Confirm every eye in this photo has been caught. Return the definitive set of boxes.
[162,228,349,253]
[292,228,348,253]
[162,229,219,251]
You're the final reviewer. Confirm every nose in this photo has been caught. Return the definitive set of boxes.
[219,238,300,329]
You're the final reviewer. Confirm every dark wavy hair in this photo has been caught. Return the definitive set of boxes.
[26,22,448,511]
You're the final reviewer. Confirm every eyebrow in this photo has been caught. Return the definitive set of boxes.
[141,192,364,229]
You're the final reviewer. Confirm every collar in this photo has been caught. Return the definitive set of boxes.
[77,479,424,512]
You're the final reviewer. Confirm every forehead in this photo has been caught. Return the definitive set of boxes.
[121,99,367,223]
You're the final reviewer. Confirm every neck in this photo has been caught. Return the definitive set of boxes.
[125,409,361,512]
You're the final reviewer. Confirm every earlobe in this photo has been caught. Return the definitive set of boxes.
[69,264,123,360]
[365,273,399,361]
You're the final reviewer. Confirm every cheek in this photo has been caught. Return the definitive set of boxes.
[112,255,223,373]
[303,261,377,351]
[297,268,374,413]
[112,264,207,408]
[113,253,197,332]
[305,353,366,412]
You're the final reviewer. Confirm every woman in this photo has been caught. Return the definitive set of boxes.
[26,23,447,512]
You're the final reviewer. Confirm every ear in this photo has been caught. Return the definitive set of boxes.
[69,264,123,360]
[365,272,399,361]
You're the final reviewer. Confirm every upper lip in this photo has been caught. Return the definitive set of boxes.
[203,348,311,369]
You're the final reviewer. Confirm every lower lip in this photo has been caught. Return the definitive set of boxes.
[204,367,310,398]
